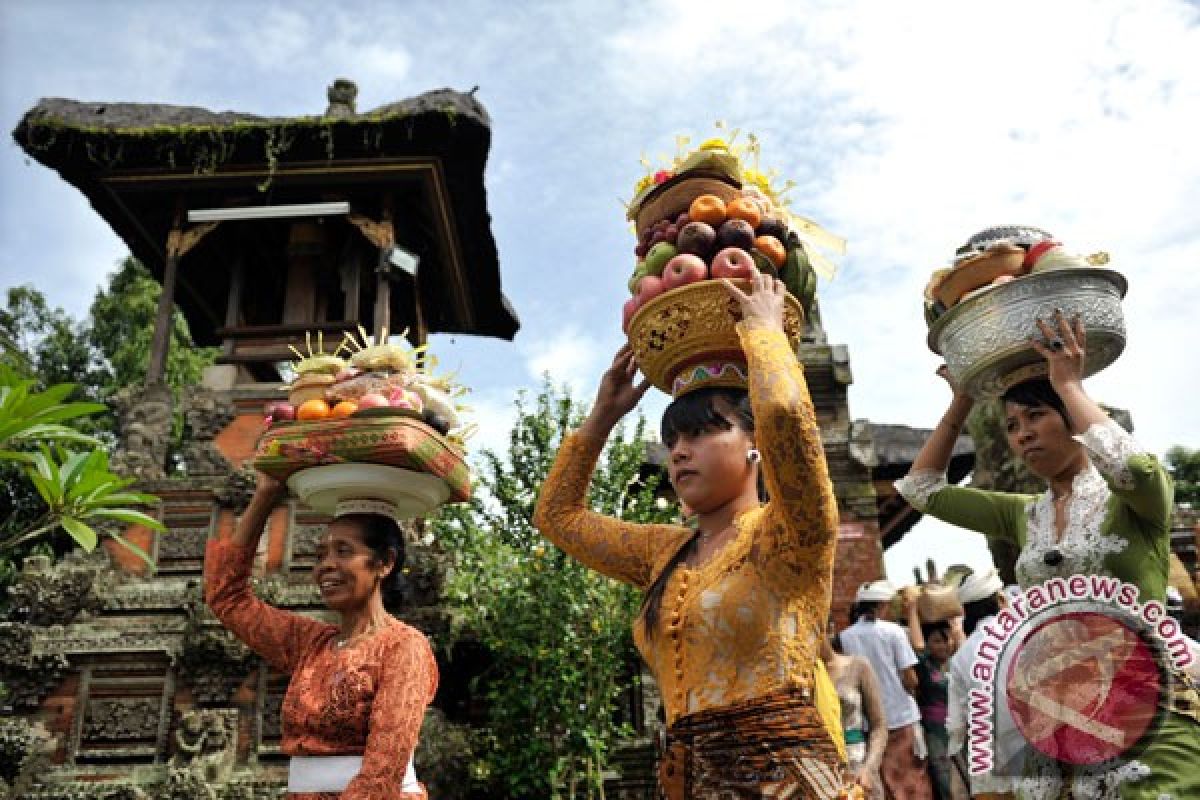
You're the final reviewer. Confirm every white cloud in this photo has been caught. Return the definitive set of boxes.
[522,327,606,396]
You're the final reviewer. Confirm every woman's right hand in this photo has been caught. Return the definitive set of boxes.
[582,343,649,436]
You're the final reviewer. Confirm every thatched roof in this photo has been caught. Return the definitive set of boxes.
[12,86,519,344]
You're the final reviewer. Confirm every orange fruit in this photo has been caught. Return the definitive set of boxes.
[688,194,727,226]
[296,398,331,421]
[329,400,358,419]
[725,197,762,228]
[754,235,786,268]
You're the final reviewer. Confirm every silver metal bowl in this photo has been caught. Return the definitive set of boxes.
[927,268,1127,397]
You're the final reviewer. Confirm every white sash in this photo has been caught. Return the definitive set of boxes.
[288,754,420,793]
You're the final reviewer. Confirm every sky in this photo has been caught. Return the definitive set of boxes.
[2,0,1198,584]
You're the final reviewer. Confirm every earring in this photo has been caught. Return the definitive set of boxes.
[746,448,762,464]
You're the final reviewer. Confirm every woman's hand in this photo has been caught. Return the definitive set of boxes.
[721,267,786,332]
[580,344,649,439]
[1032,309,1087,392]
[254,471,286,503]
[852,765,877,795]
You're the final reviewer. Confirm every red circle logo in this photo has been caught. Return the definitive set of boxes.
[1005,611,1161,765]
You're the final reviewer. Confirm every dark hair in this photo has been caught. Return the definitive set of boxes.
[962,595,1001,636]
[1001,378,1070,429]
[921,620,952,643]
[337,513,407,609]
[641,388,756,637]
[660,387,754,447]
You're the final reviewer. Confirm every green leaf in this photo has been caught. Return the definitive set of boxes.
[60,516,99,551]
[105,531,157,572]
[88,508,166,532]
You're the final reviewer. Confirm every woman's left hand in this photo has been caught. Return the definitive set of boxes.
[1032,309,1087,390]
[721,267,786,333]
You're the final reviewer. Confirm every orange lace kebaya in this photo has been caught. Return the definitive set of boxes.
[534,322,845,757]
[205,538,438,800]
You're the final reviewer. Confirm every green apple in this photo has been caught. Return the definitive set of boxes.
[627,263,650,295]
[642,242,678,277]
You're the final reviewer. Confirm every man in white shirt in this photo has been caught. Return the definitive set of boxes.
[946,569,1015,799]
[840,580,932,800]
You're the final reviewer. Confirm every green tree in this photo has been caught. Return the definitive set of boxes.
[434,380,674,798]
[1166,445,1200,507]
[0,286,101,391]
[88,257,216,391]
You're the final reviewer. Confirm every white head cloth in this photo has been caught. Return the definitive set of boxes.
[855,580,896,604]
[957,568,1004,604]
[334,498,400,520]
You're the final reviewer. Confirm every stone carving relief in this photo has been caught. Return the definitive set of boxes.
[6,552,102,626]
[170,709,237,790]
[215,467,257,512]
[181,388,236,477]
[111,383,173,481]
[177,620,257,706]
[83,697,163,743]
[0,623,69,711]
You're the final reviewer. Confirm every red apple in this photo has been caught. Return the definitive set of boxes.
[711,247,756,281]
[662,254,708,290]
[621,296,640,333]
[388,387,424,412]
[264,401,296,421]
[357,392,390,409]
[635,274,667,305]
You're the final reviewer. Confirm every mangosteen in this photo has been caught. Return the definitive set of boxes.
[756,217,788,241]
[676,221,717,258]
[716,219,756,252]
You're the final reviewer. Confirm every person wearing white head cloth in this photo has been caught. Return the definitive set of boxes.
[945,569,1015,799]
[205,473,434,798]
[840,581,933,799]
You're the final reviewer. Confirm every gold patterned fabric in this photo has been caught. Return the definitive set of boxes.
[534,323,844,760]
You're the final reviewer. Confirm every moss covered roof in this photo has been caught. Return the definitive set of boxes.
[12,87,519,343]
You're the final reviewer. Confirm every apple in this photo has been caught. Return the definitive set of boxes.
[621,296,641,333]
[716,219,756,252]
[662,254,708,290]
[357,392,390,409]
[635,274,667,305]
[265,401,296,421]
[388,387,424,412]
[642,242,678,276]
[677,221,717,259]
[711,247,756,281]
[628,263,649,295]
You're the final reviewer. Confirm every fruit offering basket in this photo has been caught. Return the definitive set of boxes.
[620,127,843,396]
[924,227,1127,397]
[251,328,474,516]
[628,279,805,395]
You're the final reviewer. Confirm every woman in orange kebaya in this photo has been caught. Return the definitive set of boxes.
[205,474,436,799]
[535,269,852,799]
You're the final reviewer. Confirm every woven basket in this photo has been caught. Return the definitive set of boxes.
[252,416,471,502]
[633,172,741,236]
[627,279,804,396]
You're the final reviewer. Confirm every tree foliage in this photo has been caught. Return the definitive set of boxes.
[1166,445,1200,507]
[434,380,675,798]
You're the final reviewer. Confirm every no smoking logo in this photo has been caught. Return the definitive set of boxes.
[1005,610,1162,765]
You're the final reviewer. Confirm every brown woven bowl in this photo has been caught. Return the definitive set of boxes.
[627,279,804,396]
[633,172,741,236]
